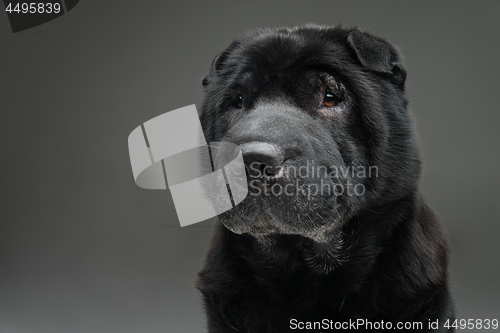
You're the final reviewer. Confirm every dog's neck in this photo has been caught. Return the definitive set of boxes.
[228,190,418,278]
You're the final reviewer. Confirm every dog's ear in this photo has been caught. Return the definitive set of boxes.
[201,51,227,87]
[214,41,241,72]
[202,43,238,88]
[347,30,406,90]
[213,49,231,72]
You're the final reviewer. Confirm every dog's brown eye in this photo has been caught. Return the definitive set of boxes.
[234,95,243,109]
[323,91,340,107]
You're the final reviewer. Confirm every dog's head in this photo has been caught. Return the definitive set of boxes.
[200,25,421,241]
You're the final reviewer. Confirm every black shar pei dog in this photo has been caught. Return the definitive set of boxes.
[196,25,454,332]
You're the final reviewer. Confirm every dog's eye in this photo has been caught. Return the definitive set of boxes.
[323,91,341,107]
[233,95,243,109]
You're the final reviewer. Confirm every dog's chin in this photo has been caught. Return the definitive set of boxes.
[220,210,342,244]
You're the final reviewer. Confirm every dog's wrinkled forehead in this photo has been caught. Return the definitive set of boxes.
[205,25,407,91]
[223,30,353,78]
[207,30,357,108]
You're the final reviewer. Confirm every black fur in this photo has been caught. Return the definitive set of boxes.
[196,25,454,332]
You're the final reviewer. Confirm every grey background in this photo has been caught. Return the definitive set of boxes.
[1,1,499,332]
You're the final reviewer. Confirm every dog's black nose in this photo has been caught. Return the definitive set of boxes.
[240,141,284,178]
